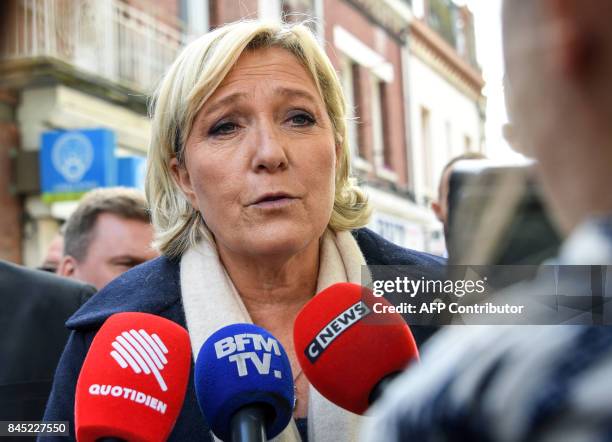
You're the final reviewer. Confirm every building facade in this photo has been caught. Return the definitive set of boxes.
[0,0,484,266]
[397,0,485,254]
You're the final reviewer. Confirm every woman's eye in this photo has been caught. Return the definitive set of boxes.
[209,121,238,136]
[288,112,315,127]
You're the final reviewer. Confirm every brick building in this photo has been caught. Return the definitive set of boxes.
[0,0,484,266]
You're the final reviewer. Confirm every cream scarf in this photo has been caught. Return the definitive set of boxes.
[180,229,367,441]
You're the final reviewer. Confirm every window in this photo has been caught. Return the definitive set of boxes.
[180,0,209,35]
[351,62,367,159]
[421,107,433,192]
[371,76,383,169]
[258,0,281,21]
[445,120,452,156]
[379,81,393,169]
[340,58,361,160]
[371,78,396,180]
[464,134,473,152]
[333,25,394,172]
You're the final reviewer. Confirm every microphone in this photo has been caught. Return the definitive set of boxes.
[194,323,294,442]
[293,282,419,415]
[75,312,191,442]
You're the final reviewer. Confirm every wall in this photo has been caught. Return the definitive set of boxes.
[324,0,409,187]
[210,0,258,27]
[0,91,23,263]
[409,53,482,201]
[16,85,151,266]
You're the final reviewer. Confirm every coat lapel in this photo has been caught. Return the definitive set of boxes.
[66,256,183,331]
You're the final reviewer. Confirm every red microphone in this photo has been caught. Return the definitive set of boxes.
[293,283,418,415]
[75,312,191,442]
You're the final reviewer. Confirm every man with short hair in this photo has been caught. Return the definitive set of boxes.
[431,152,486,241]
[363,1,612,440]
[39,232,64,273]
[58,188,158,289]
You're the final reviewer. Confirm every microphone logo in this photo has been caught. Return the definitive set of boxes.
[110,329,170,392]
[305,301,371,363]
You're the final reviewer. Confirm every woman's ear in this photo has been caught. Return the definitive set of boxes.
[170,157,198,209]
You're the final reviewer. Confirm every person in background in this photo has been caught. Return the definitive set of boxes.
[39,232,64,273]
[431,152,486,243]
[363,0,612,440]
[0,260,95,429]
[57,187,158,290]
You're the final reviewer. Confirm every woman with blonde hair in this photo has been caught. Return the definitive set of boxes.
[44,20,444,441]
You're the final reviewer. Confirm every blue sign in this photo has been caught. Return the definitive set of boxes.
[117,156,146,191]
[40,128,117,202]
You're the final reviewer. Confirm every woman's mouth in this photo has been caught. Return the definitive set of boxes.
[250,192,299,209]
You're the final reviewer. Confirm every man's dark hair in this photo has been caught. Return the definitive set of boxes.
[63,188,151,261]
[440,152,487,178]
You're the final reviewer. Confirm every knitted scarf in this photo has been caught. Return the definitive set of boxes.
[180,229,367,441]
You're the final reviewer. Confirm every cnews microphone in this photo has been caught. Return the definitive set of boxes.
[194,323,294,442]
[293,283,419,415]
[75,312,191,442]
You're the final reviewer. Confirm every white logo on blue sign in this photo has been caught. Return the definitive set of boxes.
[51,132,94,183]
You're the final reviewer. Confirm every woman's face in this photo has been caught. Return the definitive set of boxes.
[173,47,338,259]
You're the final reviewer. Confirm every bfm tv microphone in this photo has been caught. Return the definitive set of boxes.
[293,283,419,415]
[194,323,294,442]
[75,312,191,442]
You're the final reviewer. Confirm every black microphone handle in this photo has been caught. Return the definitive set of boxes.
[231,405,267,442]
[369,371,401,405]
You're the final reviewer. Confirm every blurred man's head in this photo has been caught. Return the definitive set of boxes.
[39,232,64,273]
[503,0,612,234]
[58,188,158,289]
[432,152,487,231]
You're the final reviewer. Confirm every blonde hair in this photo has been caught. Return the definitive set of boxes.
[146,20,371,258]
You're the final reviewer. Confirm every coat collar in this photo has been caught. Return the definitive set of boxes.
[66,255,182,330]
[66,228,446,331]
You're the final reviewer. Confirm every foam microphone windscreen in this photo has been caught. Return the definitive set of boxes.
[75,312,191,442]
[194,323,294,441]
[293,282,419,415]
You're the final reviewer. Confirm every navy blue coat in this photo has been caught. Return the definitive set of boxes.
[41,228,445,441]
[0,261,95,428]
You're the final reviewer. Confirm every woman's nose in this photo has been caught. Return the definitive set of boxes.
[250,123,289,173]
